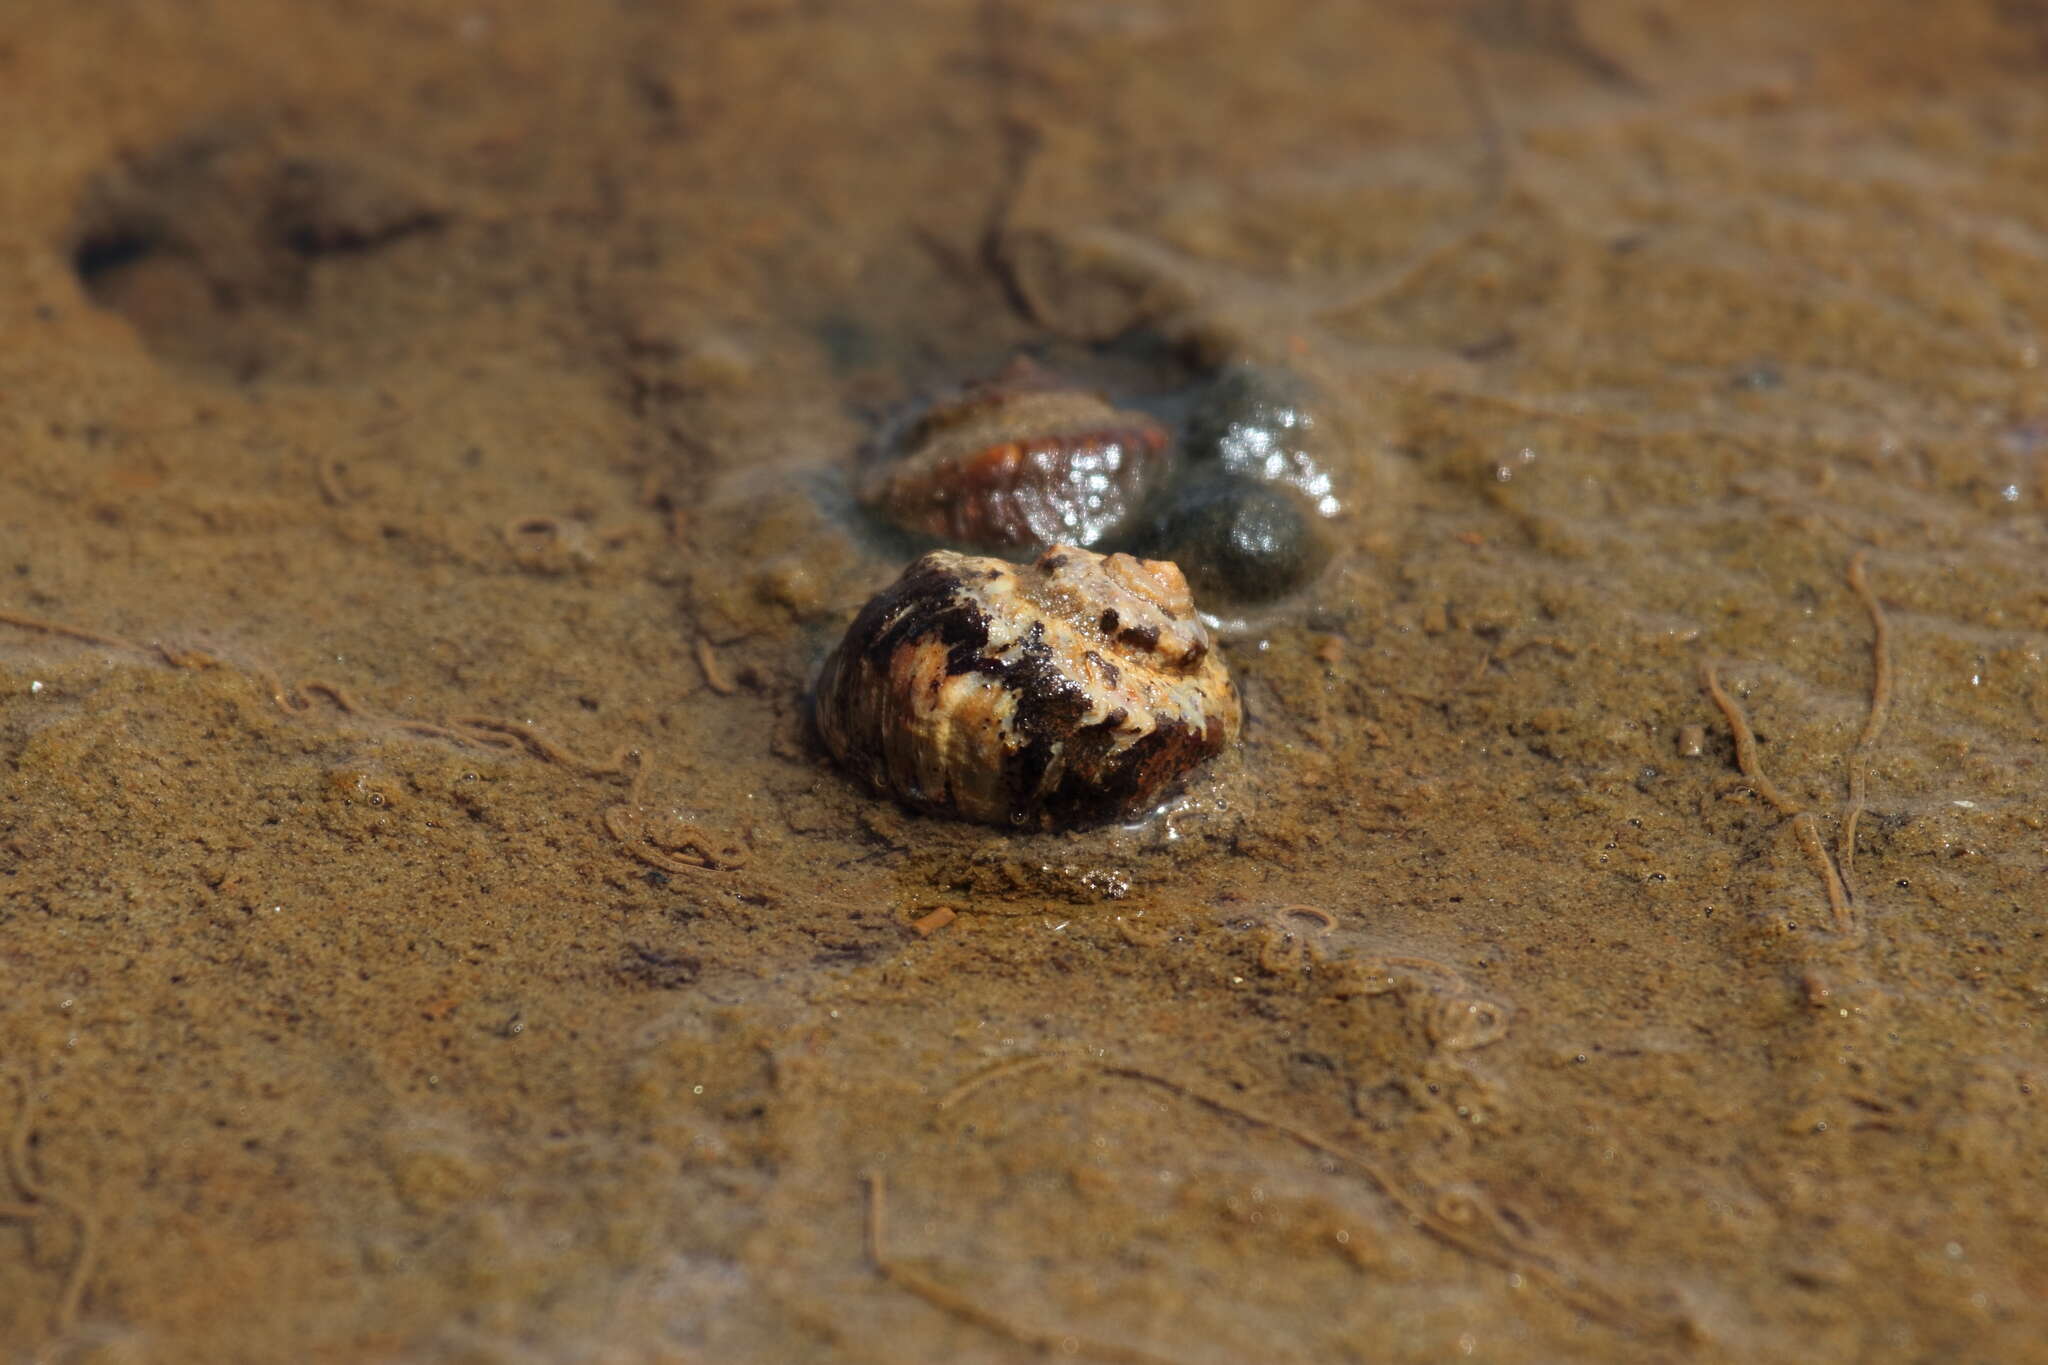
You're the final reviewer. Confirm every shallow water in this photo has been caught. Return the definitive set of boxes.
[3,2,2046,1361]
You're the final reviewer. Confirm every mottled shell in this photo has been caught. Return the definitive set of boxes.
[814,544,1242,828]
[858,360,1172,551]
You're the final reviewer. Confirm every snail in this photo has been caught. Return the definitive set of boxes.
[1183,361,1344,519]
[858,358,1172,553]
[1141,470,1326,606]
[1120,360,1342,605]
[814,543,1242,828]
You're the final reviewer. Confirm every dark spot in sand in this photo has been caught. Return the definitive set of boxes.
[616,943,700,989]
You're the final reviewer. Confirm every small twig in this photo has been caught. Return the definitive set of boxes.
[1699,658,1853,932]
[1839,551,1893,898]
[4,1076,100,1338]
[1698,659,1799,817]
[864,1172,1178,1365]
[0,607,142,654]
[695,637,737,695]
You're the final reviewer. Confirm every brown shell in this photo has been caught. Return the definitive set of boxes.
[813,544,1242,828]
[858,360,1172,552]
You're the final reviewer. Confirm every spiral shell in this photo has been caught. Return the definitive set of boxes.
[814,544,1242,828]
[858,359,1173,552]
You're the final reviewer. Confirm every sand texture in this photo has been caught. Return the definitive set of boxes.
[2,2,2046,1361]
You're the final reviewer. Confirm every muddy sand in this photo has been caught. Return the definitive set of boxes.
[3,2,2045,1361]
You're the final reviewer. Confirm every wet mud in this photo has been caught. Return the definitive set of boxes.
[2,2,2045,1361]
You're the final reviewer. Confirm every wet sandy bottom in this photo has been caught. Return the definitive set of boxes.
[2,2,2046,1361]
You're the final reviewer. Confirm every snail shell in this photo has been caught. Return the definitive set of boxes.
[858,359,1173,552]
[1142,470,1327,606]
[1184,362,1344,518]
[814,544,1242,828]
